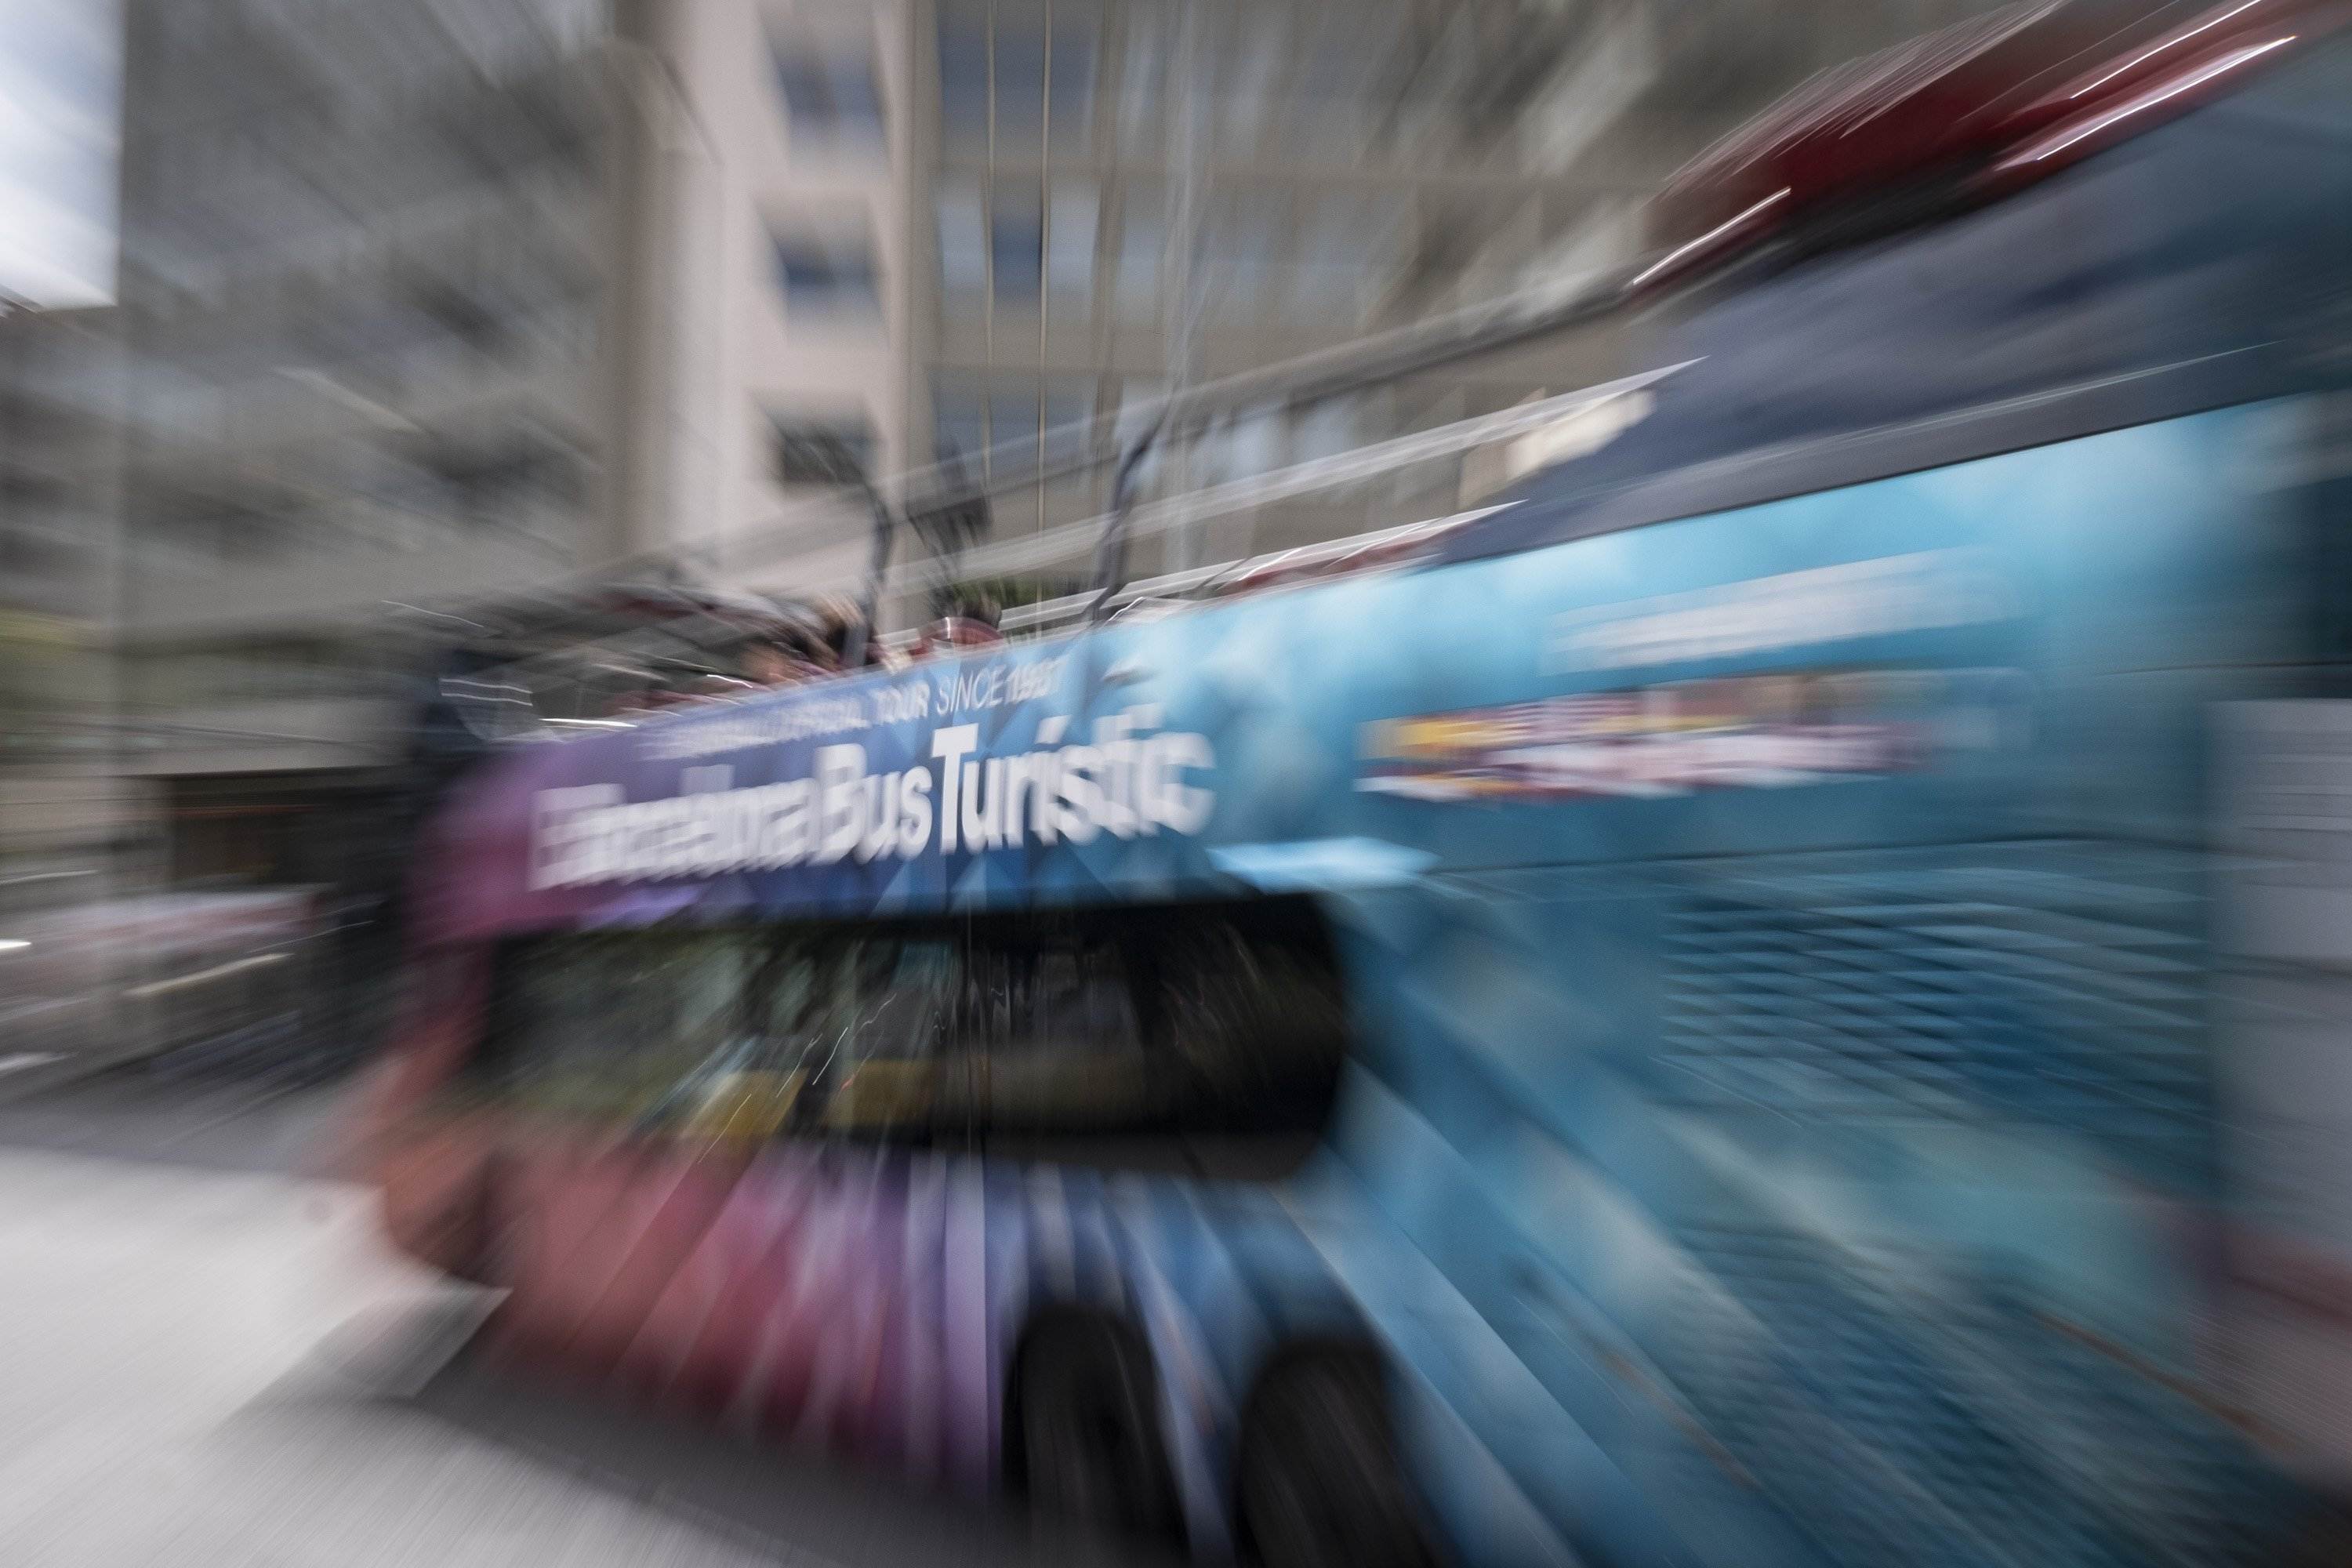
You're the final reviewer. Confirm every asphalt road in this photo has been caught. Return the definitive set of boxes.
[0,1076,1160,1567]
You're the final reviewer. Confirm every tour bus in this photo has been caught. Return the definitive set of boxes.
[361,5,2352,1564]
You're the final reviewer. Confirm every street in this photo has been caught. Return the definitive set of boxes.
[0,1079,1154,1567]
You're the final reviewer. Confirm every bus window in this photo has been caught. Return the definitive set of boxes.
[478,898,1345,1172]
[792,935,956,1141]
[1153,917,1350,1132]
[960,900,1347,1177]
[497,931,757,1131]
[981,929,1156,1136]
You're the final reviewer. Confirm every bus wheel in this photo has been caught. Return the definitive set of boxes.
[1236,1347,1433,1568]
[1011,1312,1182,1545]
[2274,1492,2352,1567]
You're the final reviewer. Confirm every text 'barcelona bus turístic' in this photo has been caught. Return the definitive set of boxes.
[355,5,2352,1563]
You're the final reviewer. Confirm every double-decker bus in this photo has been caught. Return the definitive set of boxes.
[358,5,2352,1563]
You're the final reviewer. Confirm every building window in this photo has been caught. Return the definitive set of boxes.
[1292,396,1362,463]
[938,21,989,138]
[1197,406,1285,487]
[932,376,987,471]
[1041,377,1095,457]
[771,418,873,488]
[397,429,580,528]
[988,374,1041,477]
[1048,25,1097,147]
[992,28,1047,132]
[774,231,880,315]
[936,183,986,299]
[1047,182,1098,311]
[771,38,884,146]
[1116,197,1163,318]
[1117,9,1167,153]
[1209,196,1283,318]
[991,187,1043,306]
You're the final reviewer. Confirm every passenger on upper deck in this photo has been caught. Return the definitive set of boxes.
[808,595,863,669]
[741,638,797,688]
[907,595,1005,664]
[742,627,832,688]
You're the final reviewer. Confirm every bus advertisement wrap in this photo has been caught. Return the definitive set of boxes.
[530,706,1216,888]
[421,400,2297,949]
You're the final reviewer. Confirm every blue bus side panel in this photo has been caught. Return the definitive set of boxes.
[1334,847,2287,1568]
[1312,405,2309,1566]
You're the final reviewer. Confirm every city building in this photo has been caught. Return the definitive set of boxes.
[103,0,633,886]
[644,0,2012,626]
[0,306,152,931]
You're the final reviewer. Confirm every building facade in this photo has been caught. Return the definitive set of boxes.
[100,0,637,880]
[645,0,2008,622]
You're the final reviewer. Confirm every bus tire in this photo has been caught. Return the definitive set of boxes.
[1236,1345,1434,1568]
[2274,1492,2352,1567]
[1009,1312,1183,1545]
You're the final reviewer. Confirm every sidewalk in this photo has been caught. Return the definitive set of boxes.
[0,1087,1156,1568]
